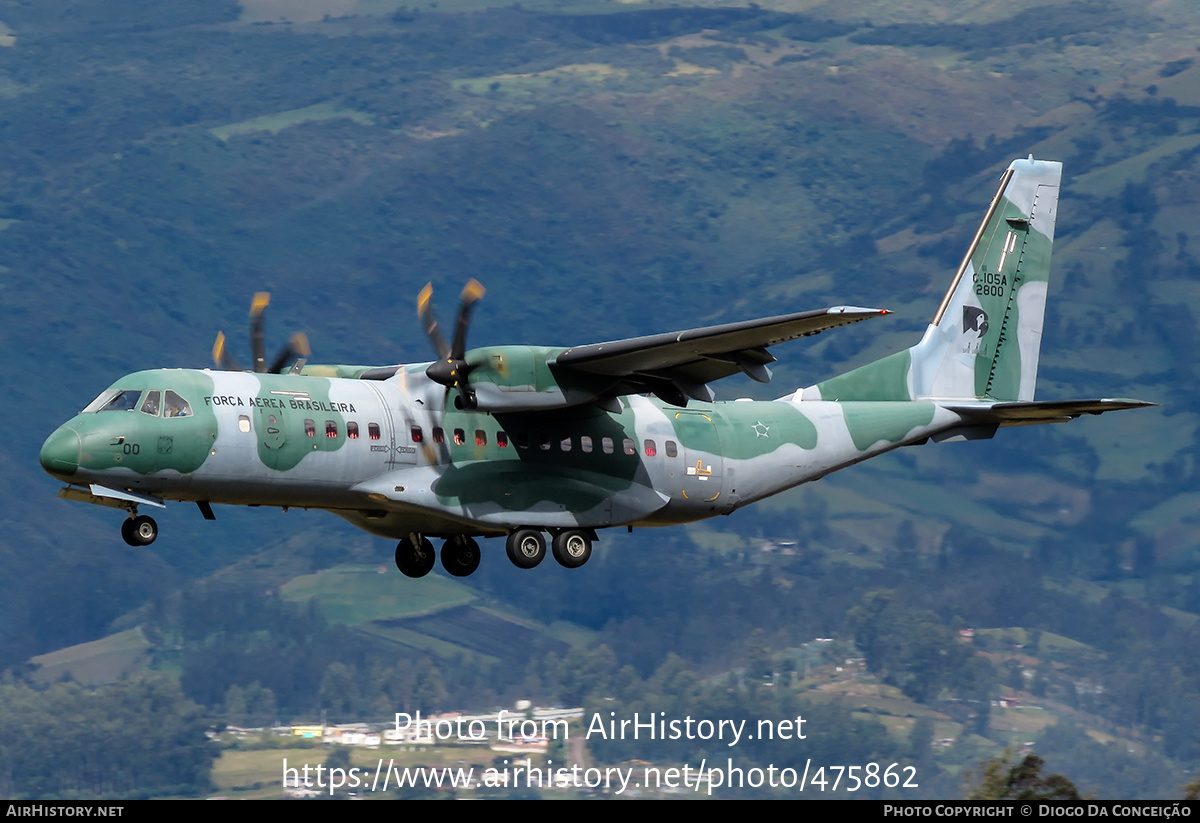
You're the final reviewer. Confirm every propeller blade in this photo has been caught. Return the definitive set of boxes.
[451,278,485,360]
[417,283,450,361]
[212,331,245,371]
[213,293,310,373]
[420,280,485,410]
[250,292,270,373]
[293,331,311,357]
[268,331,312,374]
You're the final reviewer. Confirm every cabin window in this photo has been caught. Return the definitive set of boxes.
[305,419,316,437]
[539,433,552,451]
[326,421,338,438]
[164,391,192,418]
[454,428,465,445]
[665,440,678,458]
[411,425,423,443]
[580,435,593,453]
[497,432,509,448]
[347,422,359,439]
[516,432,529,449]
[368,423,381,441]
[140,391,161,416]
[238,415,251,433]
[476,430,487,446]
[560,436,572,452]
[644,439,657,457]
[433,427,445,444]
[98,390,141,413]
[601,437,614,454]
[623,438,636,456]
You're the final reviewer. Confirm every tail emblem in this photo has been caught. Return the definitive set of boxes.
[963,306,989,339]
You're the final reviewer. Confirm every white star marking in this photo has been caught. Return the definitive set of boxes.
[752,421,770,438]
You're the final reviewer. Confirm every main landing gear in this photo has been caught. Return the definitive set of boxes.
[506,528,546,569]
[120,514,158,547]
[506,528,593,570]
[441,536,481,578]
[392,528,595,578]
[394,535,436,578]
[393,535,482,579]
[551,529,592,569]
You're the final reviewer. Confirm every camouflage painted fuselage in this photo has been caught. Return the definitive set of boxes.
[40,366,969,539]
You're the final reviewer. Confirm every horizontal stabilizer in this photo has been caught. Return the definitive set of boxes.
[946,398,1157,425]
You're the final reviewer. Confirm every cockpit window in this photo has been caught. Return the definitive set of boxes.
[97,390,142,412]
[83,390,118,414]
[163,391,192,418]
[140,391,161,416]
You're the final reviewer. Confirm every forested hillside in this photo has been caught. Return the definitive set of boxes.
[2,0,1198,799]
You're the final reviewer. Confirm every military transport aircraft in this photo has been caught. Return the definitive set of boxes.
[40,158,1152,578]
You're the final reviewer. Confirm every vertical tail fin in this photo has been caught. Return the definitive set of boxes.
[914,157,1061,401]
[801,157,1061,403]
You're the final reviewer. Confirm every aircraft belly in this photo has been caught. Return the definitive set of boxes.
[352,463,668,530]
[332,508,501,540]
[67,465,194,497]
[183,475,364,508]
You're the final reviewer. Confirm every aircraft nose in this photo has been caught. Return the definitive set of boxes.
[40,426,80,478]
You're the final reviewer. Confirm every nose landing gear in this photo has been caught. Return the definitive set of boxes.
[120,514,158,547]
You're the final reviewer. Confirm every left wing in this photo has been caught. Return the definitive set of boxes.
[553,306,887,403]
[303,305,890,411]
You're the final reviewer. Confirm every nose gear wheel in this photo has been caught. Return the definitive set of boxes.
[121,515,158,547]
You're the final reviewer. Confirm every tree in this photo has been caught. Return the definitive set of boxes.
[967,753,1081,801]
